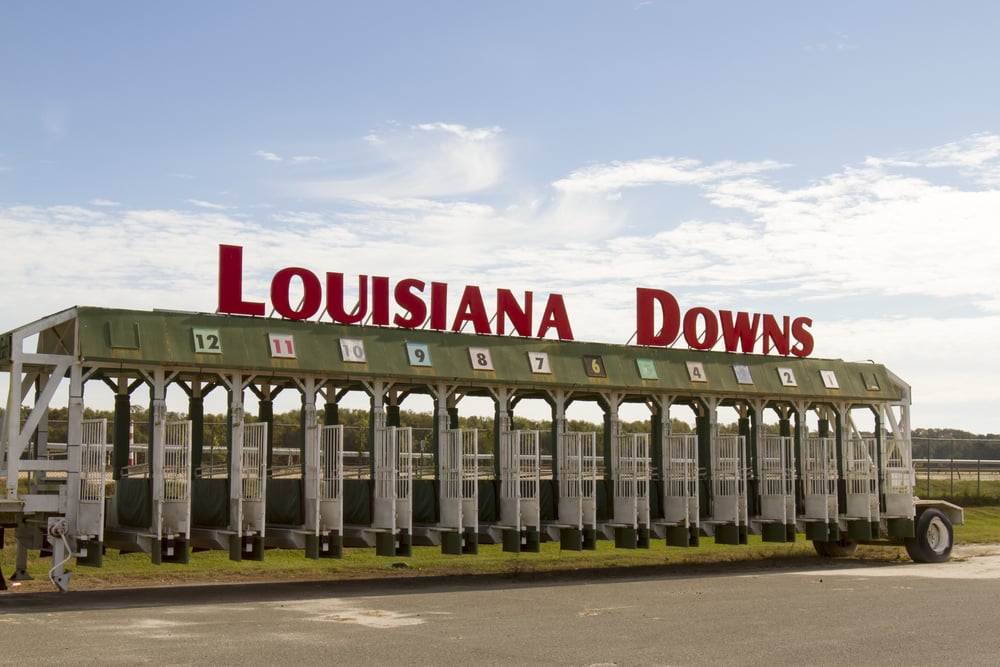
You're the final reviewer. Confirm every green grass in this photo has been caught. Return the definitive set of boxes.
[954,505,1000,543]
[916,478,1000,507]
[4,507,999,592]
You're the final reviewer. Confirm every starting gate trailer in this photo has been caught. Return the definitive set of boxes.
[0,306,962,591]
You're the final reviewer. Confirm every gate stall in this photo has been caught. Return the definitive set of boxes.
[556,431,598,550]
[153,420,192,562]
[230,420,267,560]
[304,424,344,558]
[756,435,796,542]
[608,433,651,548]
[882,433,915,517]
[662,433,700,546]
[708,434,748,544]
[68,418,110,571]
[438,428,479,554]
[844,435,880,538]
[372,425,413,556]
[499,430,541,552]
[802,436,839,541]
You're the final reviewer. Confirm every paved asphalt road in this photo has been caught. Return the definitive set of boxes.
[2,548,1000,666]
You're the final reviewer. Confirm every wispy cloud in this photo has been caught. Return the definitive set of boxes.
[187,199,230,210]
[88,198,120,207]
[256,150,325,164]
[552,157,788,193]
[255,150,283,162]
[289,122,506,201]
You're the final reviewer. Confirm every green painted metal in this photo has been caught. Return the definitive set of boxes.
[48,306,904,403]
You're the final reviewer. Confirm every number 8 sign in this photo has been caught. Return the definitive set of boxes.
[468,347,494,370]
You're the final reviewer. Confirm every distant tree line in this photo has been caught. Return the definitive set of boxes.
[4,406,997,461]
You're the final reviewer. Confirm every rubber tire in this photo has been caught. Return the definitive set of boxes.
[905,508,954,563]
[812,537,858,558]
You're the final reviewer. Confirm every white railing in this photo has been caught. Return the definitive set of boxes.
[663,433,699,525]
[320,424,343,501]
[241,422,267,502]
[79,418,108,502]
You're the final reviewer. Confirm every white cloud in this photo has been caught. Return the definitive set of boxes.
[289,122,506,201]
[552,157,787,193]
[88,198,120,207]
[3,132,1000,431]
[413,122,502,141]
[187,199,231,210]
[255,150,283,162]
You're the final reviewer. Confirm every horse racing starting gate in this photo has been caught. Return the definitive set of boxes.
[0,306,963,591]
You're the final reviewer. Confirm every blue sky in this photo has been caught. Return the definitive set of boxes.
[2,2,999,433]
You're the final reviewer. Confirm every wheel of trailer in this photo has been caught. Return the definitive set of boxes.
[812,537,858,558]
[905,508,953,563]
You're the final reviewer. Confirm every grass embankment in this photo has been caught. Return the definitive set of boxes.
[3,507,999,592]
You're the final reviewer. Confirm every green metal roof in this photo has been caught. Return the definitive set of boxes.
[7,306,902,403]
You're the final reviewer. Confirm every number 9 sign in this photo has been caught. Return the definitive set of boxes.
[406,342,432,367]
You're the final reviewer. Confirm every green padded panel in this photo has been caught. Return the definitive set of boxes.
[343,479,372,525]
[115,478,151,528]
[192,478,229,527]
[266,478,303,526]
[412,479,439,524]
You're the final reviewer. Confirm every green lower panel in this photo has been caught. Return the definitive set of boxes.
[502,528,521,553]
[785,524,797,543]
[229,534,263,562]
[761,522,787,543]
[77,539,103,567]
[560,528,583,551]
[689,525,700,547]
[442,529,479,555]
[441,531,463,555]
[229,534,243,562]
[305,534,320,559]
[637,525,650,549]
[251,535,265,561]
[462,529,478,555]
[162,537,190,564]
[887,518,915,538]
[524,528,540,553]
[666,525,689,547]
[714,523,741,545]
[615,526,638,549]
[828,522,840,541]
[375,531,395,557]
[396,530,412,557]
[324,531,344,559]
[582,527,598,551]
[805,522,829,542]
[847,520,873,540]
